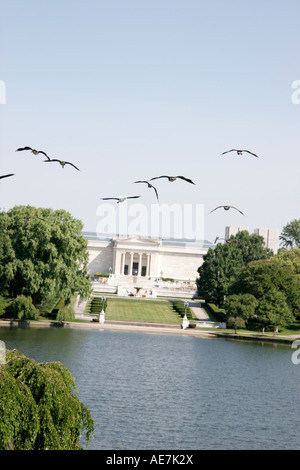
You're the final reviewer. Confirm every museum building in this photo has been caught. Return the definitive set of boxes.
[83,232,214,284]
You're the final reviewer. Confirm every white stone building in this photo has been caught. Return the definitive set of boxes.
[84,232,214,293]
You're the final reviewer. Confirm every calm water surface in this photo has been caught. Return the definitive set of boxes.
[0,326,299,450]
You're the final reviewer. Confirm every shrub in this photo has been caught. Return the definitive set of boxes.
[206,303,226,322]
[56,306,75,322]
[8,295,38,320]
[172,301,193,319]
[227,316,245,333]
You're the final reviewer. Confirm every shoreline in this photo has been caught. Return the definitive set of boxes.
[0,318,299,344]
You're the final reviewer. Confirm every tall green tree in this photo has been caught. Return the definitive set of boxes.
[196,231,273,306]
[230,255,300,317]
[224,293,258,323]
[0,206,92,306]
[280,219,300,249]
[255,290,293,328]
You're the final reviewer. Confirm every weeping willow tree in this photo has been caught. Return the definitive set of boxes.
[0,349,95,450]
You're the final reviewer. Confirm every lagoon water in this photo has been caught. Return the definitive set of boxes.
[0,326,299,450]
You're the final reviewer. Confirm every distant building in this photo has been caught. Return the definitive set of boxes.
[84,232,214,284]
[225,226,279,253]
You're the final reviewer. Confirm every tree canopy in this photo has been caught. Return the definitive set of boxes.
[0,206,92,307]
[196,230,273,306]
[197,228,300,330]
[0,349,95,450]
[279,219,300,249]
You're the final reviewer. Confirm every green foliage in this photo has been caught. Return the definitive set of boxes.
[206,303,226,321]
[227,316,246,333]
[8,295,39,320]
[0,296,7,316]
[56,306,75,322]
[280,219,300,249]
[0,349,95,450]
[255,291,294,327]
[225,294,258,322]
[87,297,107,314]
[0,206,92,305]
[197,231,273,306]
[172,301,193,319]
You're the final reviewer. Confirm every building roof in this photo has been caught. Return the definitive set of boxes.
[82,232,215,249]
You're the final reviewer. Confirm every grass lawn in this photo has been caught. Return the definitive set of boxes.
[105,298,183,324]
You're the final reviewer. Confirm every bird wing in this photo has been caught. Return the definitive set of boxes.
[230,206,245,215]
[65,161,80,171]
[243,150,259,158]
[127,196,141,199]
[44,158,60,163]
[209,206,223,214]
[38,151,49,158]
[16,146,32,151]
[176,176,195,184]
[134,181,148,184]
[100,197,119,200]
[0,173,14,179]
[149,176,169,181]
[152,185,159,201]
[220,149,237,155]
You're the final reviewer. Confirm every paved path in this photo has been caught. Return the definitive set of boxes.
[188,302,210,320]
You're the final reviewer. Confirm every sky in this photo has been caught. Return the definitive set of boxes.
[0,0,299,243]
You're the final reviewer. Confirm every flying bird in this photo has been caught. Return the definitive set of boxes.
[134,180,159,201]
[100,196,141,203]
[44,159,80,171]
[16,146,49,158]
[221,149,259,158]
[0,174,14,180]
[210,205,244,215]
[149,175,195,184]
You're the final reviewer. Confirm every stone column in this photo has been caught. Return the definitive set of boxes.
[129,252,134,276]
[120,252,125,275]
[146,254,151,277]
[138,253,142,276]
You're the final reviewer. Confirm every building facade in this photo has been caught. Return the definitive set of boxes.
[84,232,214,283]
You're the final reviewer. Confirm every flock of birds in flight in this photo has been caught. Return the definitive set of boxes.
[0,146,260,216]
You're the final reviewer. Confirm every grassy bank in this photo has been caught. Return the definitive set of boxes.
[98,297,198,324]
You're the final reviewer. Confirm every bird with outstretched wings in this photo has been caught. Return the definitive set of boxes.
[16,146,50,158]
[100,196,141,203]
[44,159,80,171]
[209,205,244,215]
[221,149,259,158]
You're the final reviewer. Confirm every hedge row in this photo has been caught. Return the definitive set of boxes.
[86,297,107,314]
[171,301,193,320]
[206,303,226,322]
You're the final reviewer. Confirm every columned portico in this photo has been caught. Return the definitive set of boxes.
[117,250,152,277]
[85,232,214,291]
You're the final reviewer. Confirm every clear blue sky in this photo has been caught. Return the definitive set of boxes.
[0,0,299,242]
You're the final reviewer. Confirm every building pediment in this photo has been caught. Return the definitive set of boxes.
[114,233,161,248]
